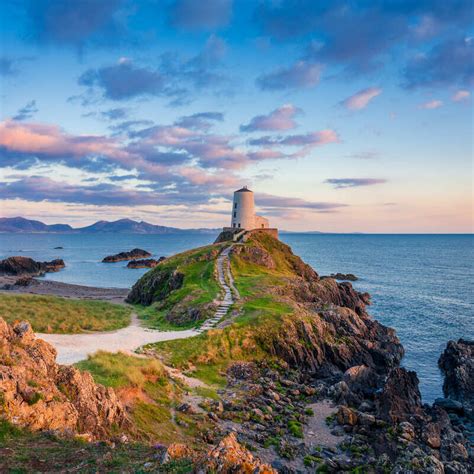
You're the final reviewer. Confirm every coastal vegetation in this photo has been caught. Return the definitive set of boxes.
[1,232,472,472]
[0,419,161,473]
[141,232,329,385]
[76,351,213,445]
[127,243,223,329]
[0,294,131,333]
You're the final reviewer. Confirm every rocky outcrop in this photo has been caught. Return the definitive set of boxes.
[102,248,151,263]
[231,244,276,269]
[126,269,184,305]
[376,368,423,423]
[255,305,403,379]
[327,273,358,281]
[198,433,277,473]
[0,318,128,438]
[127,257,165,269]
[0,256,65,276]
[439,339,474,409]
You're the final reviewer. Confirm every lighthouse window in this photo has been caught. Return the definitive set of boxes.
[238,223,241,228]
[233,212,236,218]
[234,203,237,209]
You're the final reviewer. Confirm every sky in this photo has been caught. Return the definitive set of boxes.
[0,0,473,233]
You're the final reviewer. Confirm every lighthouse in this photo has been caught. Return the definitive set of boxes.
[230,186,269,230]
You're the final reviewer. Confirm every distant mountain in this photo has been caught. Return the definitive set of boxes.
[0,217,74,233]
[0,217,219,234]
[78,218,183,234]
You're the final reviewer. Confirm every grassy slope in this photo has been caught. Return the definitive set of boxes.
[0,294,131,334]
[76,352,212,446]
[145,233,300,385]
[0,419,192,473]
[132,243,222,330]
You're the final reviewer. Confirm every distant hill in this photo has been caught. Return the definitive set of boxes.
[0,217,74,233]
[0,217,219,234]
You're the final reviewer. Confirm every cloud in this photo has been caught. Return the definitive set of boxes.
[12,100,38,121]
[175,112,224,131]
[0,176,169,207]
[249,129,339,147]
[26,0,125,49]
[452,89,471,102]
[346,151,380,160]
[256,193,347,212]
[79,60,167,101]
[341,87,382,110]
[257,1,473,74]
[403,37,474,89]
[170,0,232,30]
[0,120,130,169]
[325,178,387,188]
[240,104,302,132]
[419,99,443,109]
[101,108,129,120]
[79,38,230,105]
[0,57,18,76]
[256,61,322,90]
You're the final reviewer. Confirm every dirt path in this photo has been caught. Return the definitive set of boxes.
[196,245,237,333]
[36,245,239,364]
[38,313,199,365]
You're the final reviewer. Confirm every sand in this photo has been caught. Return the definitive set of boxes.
[38,313,199,365]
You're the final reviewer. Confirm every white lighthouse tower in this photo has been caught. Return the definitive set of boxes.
[230,186,269,230]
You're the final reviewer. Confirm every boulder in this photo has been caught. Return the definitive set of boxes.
[337,406,358,426]
[376,368,422,423]
[102,248,151,263]
[198,433,277,473]
[438,339,474,409]
[0,256,65,276]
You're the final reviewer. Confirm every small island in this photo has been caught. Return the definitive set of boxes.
[102,248,152,263]
[0,256,65,276]
[127,257,165,269]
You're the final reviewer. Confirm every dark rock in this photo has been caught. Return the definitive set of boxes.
[329,273,358,281]
[127,257,165,269]
[102,248,151,263]
[439,339,474,409]
[0,256,65,276]
[14,276,34,287]
[126,269,184,305]
[434,398,464,415]
[376,368,422,423]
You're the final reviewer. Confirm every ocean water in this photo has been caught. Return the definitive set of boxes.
[0,232,472,402]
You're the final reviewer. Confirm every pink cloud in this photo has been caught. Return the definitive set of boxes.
[0,120,129,160]
[452,90,471,102]
[249,129,339,147]
[341,87,382,110]
[240,104,302,132]
[419,99,443,109]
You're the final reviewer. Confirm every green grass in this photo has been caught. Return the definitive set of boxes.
[131,244,223,328]
[134,304,200,331]
[76,351,213,444]
[0,419,175,473]
[76,351,168,390]
[0,294,131,334]
[145,234,301,385]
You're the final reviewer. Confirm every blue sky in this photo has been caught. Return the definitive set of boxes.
[0,0,472,232]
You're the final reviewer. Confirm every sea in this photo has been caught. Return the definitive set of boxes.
[0,232,472,403]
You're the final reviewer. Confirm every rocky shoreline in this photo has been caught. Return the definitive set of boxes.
[0,233,472,472]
